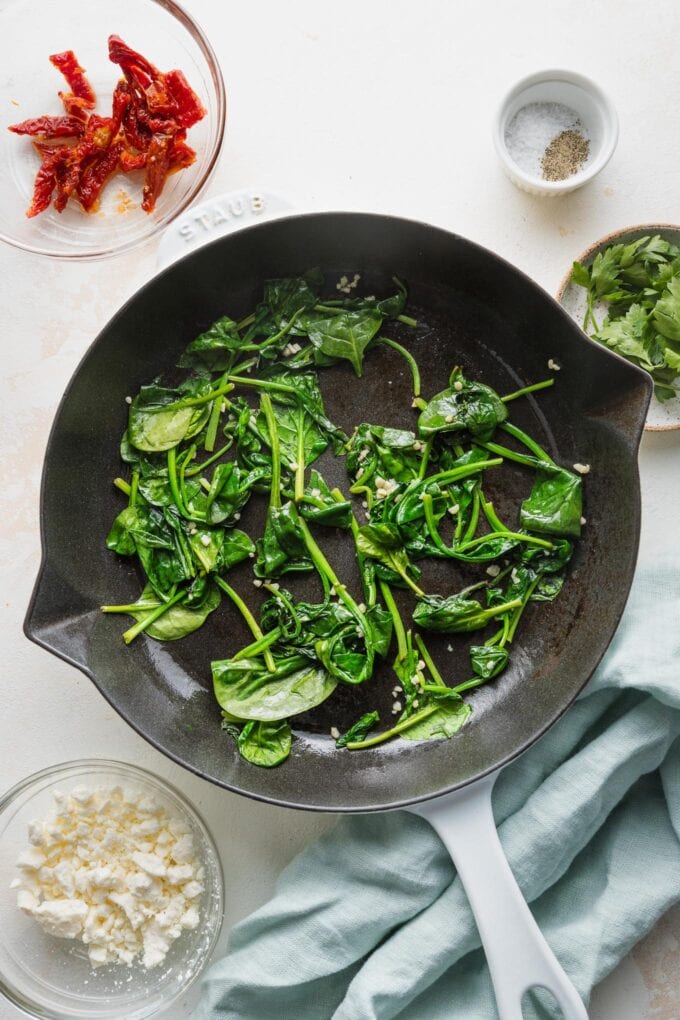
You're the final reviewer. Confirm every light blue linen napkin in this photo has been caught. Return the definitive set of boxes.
[194,561,680,1019]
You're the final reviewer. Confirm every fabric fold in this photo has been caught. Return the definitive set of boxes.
[195,562,680,1020]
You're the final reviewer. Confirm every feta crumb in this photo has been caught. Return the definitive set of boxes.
[233,512,241,521]
[357,448,370,462]
[417,659,426,671]
[445,414,454,423]
[253,579,262,587]
[412,699,419,709]
[329,586,336,596]
[270,582,280,591]
[447,644,453,652]
[125,396,132,404]
[221,401,227,413]
[392,701,402,713]
[362,500,368,509]
[200,534,211,547]
[289,461,298,471]
[357,603,366,614]
[580,516,587,525]
[330,727,340,740]
[573,463,590,475]
[248,551,255,558]
[448,504,460,515]
[548,358,561,371]
[486,564,501,577]
[190,526,197,535]
[453,380,464,392]
[310,487,322,497]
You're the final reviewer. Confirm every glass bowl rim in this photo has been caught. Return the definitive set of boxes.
[0,0,227,261]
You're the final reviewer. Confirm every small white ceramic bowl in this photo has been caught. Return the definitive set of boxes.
[493,69,618,196]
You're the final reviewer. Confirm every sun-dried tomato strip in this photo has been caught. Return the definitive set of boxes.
[49,50,96,107]
[13,36,206,217]
[165,69,206,129]
[78,141,123,210]
[169,137,196,171]
[9,116,85,138]
[119,148,147,172]
[141,133,173,212]
[26,150,65,217]
[107,34,159,79]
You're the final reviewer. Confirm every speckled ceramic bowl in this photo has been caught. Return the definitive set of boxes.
[0,759,223,1020]
[557,223,680,431]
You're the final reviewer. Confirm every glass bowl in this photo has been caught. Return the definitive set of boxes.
[0,760,224,1019]
[0,0,226,259]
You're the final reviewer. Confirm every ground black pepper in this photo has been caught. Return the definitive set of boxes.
[541,129,590,181]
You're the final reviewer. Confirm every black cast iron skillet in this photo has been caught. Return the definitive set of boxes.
[25,212,650,1017]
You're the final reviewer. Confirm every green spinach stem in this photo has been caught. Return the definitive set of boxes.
[346,704,439,749]
[260,393,281,510]
[501,378,554,403]
[379,337,421,397]
[215,577,276,673]
[122,590,185,645]
[379,580,407,660]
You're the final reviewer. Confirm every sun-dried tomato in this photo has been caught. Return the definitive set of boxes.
[59,93,91,121]
[165,69,206,128]
[141,133,173,212]
[26,150,64,217]
[169,137,196,171]
[107,35,157,79]
[9,116,85,138]
[11,37,206,217]
[119,148,147,172]
[78,141,123,211]
[49,50,96,107]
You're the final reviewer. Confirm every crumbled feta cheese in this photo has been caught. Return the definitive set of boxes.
[125,396,132,404]
[357,448,370,462]
[580,516,587,525]
[392,701,402,713]
[453,380,464,391]
[417,659,426,671]
[190,526,197,535]
[233,512,241,521]
[357,603,366,614]
[248,551,255,558]
[548,358,561,371]
[289,461,298,471]
[252,579,262,587]
[445,414,454,423]
[330,727,340,740]
[573,463,590,474]
[447,644,453,652]
[486,564,501,577]
[448,504,460,515]
[200,534,211,547]
[12,785,204,970]
[310,487,322,498]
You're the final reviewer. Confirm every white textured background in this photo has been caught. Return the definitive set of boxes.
[1,1,679,1016]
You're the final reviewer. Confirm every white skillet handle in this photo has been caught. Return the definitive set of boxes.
[410,774,588,1020]
[156,188,294,269]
